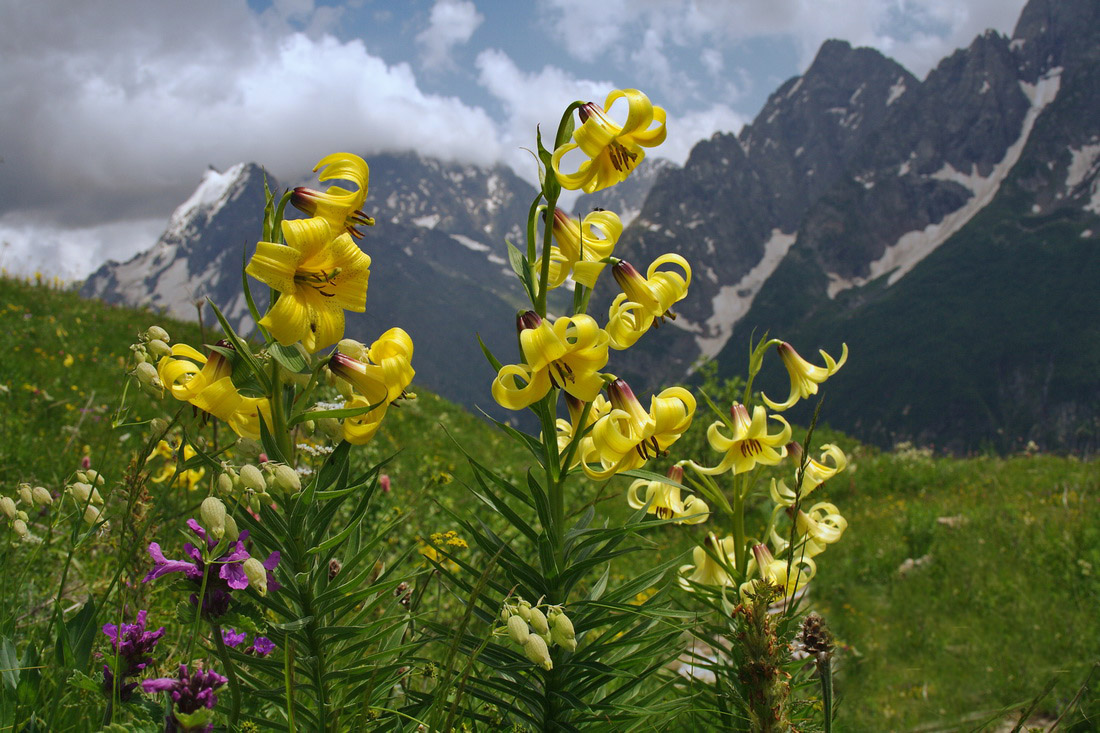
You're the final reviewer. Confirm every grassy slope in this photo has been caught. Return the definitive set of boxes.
[2,275,1098,730]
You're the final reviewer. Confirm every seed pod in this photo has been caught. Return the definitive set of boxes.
[517,600,532,623]
[222,514,240,542]
[272,464,301,494]
[507,615,530,645]
[217,473,235,495]
[200,497,227,539]
[85,470,105,487]
[133,362,160,387]
[32,486,53,507]
[550,612,576,652]
[528,607,549,635]
[144,326,170,343]
[242,558,268,596]
[523,634,553,671]
[239,465,266,493]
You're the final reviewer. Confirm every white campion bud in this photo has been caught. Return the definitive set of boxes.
[146,339,172,358]
[517,600,532,623]
[16,510,28,522]
[242,558,268,596]
[85,470,105,487]
[144,326,170,343]
[506,615,530,646]
[523,634,553,671]
[272,464,302,494]
[239,465,266,493]
[149,418,169,436]
[222,514,240,542]
[528,607,550,635]
[32,486,53,507]
[83,504,103,525]
[217,473,235,495]
[550,611,576,652]
[200,497,227,539]
[12,519,28,539]
[68,482,103,506]
[18,485,33,505]
[235,438,263,460]
[133,362,161,388]
[317,418,343,442]
[0,497,16,519]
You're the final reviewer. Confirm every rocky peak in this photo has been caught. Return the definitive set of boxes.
[1012,0,1100,80]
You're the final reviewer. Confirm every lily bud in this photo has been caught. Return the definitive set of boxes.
[272,464,302,494]
[200,497,227,539]
[18,484,33,506]
[32,486,53,507]
[528,606,550,635]
[144,325,170,343]
[516,310,542,334]
[0,497,16,519]
[242,557,268,596]
[507,615,530,645]
[239,465,266,493]
[523,634,553,671]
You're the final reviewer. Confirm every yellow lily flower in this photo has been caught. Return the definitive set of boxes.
[553,393,607,467]
[534,208,622,290]
[157,342,273,440]
[341,393,388,446]
[582,378,695,480]
[626,465,709,524]
[679,533,738,590]
[247,216,372,353]
[769,443,848,506]
[292,152,374,238]
[769,501,848,560]
[606,254,691,350]
[762,341,848,411]
[329,327,415,406]
[491,313,610,411]
[689,403,790,476]
[551,89,667,193]
[740,543,815,603]
[149,439,206,490]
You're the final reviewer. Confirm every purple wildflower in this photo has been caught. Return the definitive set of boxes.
[247,636,275,657]
[220,628,247,648]
[101,610,165,702]
[143,518,279,618]
[142,664,228,733]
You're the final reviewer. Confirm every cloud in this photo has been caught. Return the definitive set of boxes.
[0,213,166,280]
[416,0,485,70]
[538,0,1030,78]
[0,0,499,233]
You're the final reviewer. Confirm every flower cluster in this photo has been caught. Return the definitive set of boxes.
[220,628,275,657]
[144,513,278,618]
[2,482,51,541]
[102,610,165,702]
[142,664,228,733]
[677,341,850,602]
[499,598,577,670]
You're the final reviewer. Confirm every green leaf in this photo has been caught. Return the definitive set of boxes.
[0,637,18,689]
[289,400,384,428]
[505,239,535,304]
[270,616,314,632]
[476,333,504,372]
[65,597,98,671]
[269,342,309,373]
[207,300,272,393]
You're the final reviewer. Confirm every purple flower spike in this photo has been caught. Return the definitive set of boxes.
[143,664,228,732]
[101,609,165,702]
[143,518,279,619]
[221,628,247,648]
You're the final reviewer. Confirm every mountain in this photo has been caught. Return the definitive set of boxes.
[81,153,666,419]
[80,0,1099,452]
[604,0,1100,452]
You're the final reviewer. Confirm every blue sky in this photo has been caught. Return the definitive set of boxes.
[0,0,1029,279]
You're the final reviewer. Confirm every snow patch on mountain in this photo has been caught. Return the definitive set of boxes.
[451,234,491,252]
[693,229,797,359]
[1065,142,1100,191]
[827,67,1063,298]
[165,164,247,242]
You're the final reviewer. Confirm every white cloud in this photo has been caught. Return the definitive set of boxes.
[539,0,1030,78]
[0,0,499,231]
[0,213,166,280]
[416,0,485,69]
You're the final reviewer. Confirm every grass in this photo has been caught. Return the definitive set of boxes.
[1,273,1097,730]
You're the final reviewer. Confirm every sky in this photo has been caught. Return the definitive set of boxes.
[0,0,1030,280]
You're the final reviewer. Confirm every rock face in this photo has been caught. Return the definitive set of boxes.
[609,0,1099,451]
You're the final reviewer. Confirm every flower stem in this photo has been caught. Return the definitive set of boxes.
[212,624,242,726]
[731,476,747,576]
[284,637,297,733]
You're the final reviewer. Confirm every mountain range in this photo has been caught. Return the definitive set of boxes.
[82,0,1100,452]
